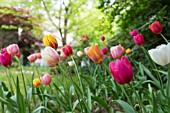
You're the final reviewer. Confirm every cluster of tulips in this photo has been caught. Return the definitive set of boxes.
[0,21,169,112]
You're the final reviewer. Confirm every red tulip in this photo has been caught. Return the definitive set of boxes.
[0,52,12,67]
[40,73,52,85]
[62,45,74,57]
[109,56,134,84]
[149,21,162,34]
[133,34,144,46]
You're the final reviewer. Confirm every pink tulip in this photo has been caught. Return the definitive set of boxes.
[133,34,144,46]
[1,48,7,53]
[40,73,52,85]
[109,56,134,84]
[0,52,12,67]
[41,46,60,67]
[6,44,20,56]
[110,44,125,59]
[129,29,138,37]
[100,36,105,41]
[102,47,108,55]
[27,54,37,62]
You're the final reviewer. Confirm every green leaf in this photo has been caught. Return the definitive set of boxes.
[32,106,53,113]
[87,87,92,110]
[116,100,136,113]
[16,77,26,113]
[92,96,108,110]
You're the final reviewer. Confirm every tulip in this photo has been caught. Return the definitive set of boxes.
[86,45,104,64]
[17,51,21,58]
[77,51,84,57]
[102,47,108,55]
[40,73,52,85]
[133,34,144,46]
[1,48,7,53]
[62,45,74,57]
[100,36,105,41]
[36,52,42,59]
[110,53,113,59]
[68,61,75,67]
[148,43,170,66]
[84,47,90,55]
[27,54,37,62]
[6,44,20,56]
[109,56,134,84]
[125,48,132,54]
[43,34,58,49]
[149,21,162,34]
[129,29,138,37]
[0,52,12,67]
[33,78,41,88]
[110,44,125,59]
[57,50,61,55]
[41,46,60,67]
[61,55,68,60]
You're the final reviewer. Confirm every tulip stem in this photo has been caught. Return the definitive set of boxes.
[141,46,163,88]
[120,85,133,106]
[160,33,169,43]
[129,83,147,113]
[5,68,14,95]
[15,56,27,98]
[71,56,84,94]
[167,65,170,97]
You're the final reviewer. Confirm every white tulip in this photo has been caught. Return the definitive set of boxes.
[77,51,84,57]
[68,61,75,67]
[148,43,170,66]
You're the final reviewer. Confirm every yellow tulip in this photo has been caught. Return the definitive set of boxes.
[43,34,58,49]
[33,78,41,88]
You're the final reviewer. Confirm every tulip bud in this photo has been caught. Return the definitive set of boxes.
[86,45,104,64]
[57,50,61,55]
[109,56,134,84]
[149,21,162,34]
[36,52,42,59]
[133,34,144,46]
[6,44,20,56]
[33,78,41,88]
[102,47,108,55]
[41,46,60,67]
[100,36,105,41]
[129,29,138,37]
[62,45,74,57]
[40,73,52,85]
[148,43,170,66]
[77,51,84,57]
[110,44,125,59]
[43,34,58,49]
[27,54,37,62]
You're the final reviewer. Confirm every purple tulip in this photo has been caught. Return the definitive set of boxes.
[0,52,12,67]
[102,47,108,55]
[100,36,105,41]
[109,56,134,84]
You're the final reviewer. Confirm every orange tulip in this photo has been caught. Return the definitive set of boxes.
[27,54,37,62]
[43,34,58,49]
[86,45,104,64]
[149,21,162,34]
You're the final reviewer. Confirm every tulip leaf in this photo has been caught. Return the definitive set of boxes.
[92,96,108,110]
[116,100,136,113]
[32,106,53,113]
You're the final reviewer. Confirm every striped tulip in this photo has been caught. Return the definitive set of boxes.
[43,34,58,49]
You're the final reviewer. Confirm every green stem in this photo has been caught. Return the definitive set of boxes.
[8,67,16,87]
[49,84,53,94]
[34,63,41,79]
[129,83,147,113]
[120,85,133,106]
[15,56,27,98]
[5,68,14,95]
[167,64,170,97]
[141,46,163,88]
[71,56,84,95]
[160,33,169,44]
